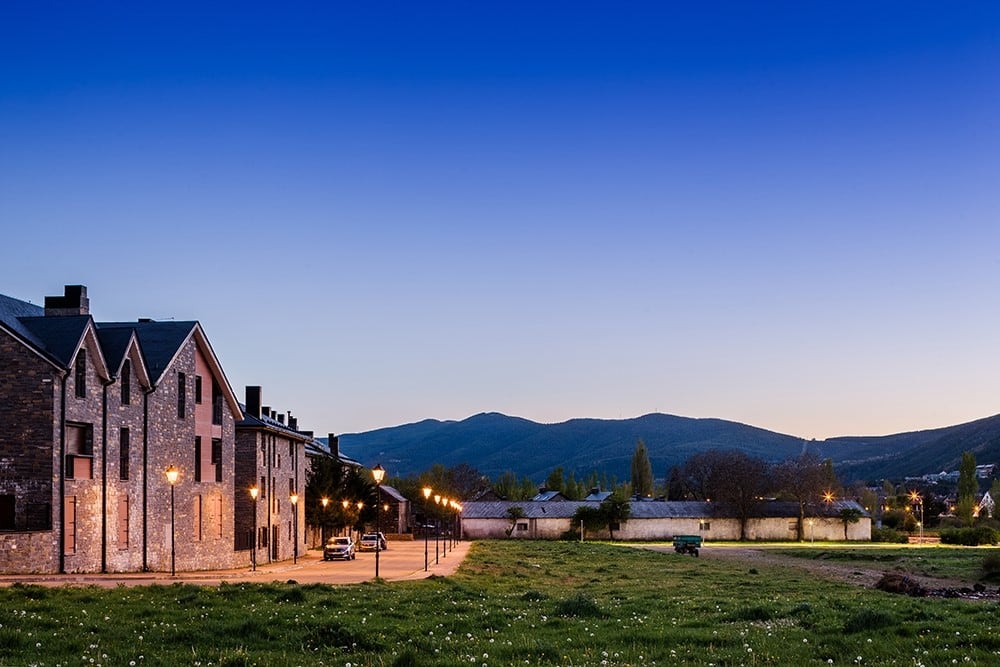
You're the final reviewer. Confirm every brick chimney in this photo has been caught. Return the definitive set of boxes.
[44,285,89,317]
[328,433,339,459]
[245,386,262,419]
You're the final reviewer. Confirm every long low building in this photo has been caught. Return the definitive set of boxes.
[460,499,871,542]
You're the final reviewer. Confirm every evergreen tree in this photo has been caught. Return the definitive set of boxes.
[957,451,979,527]
[630,439,654,498]
[545,466,565,493]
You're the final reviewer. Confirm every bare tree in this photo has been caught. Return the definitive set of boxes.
[775,452,835,541]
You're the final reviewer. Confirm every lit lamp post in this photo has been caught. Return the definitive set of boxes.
[342,499,351,538]
[249,486,259,571]
[910,491,924,544]
[165,466,179,576]
[434,494,442,564]
[422,486,432,571]
[321,497,329,545]
[372,464,386,579]
[289,493,299,564]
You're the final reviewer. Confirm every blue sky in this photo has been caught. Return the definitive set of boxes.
[1,2,997,440]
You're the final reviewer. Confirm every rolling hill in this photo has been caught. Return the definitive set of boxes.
[335,412,1000,482]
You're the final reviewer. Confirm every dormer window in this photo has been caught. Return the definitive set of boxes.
[74,349,86,398]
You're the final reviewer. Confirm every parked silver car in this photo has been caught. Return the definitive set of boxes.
[323,536,356,560]
[358,532,387,551]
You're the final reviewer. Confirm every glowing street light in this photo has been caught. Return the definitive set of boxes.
[249,486,259,571]
[289,493,299,564]
[422,486,432,571]
[909,490,924,544]
[165,466,179,576]
[372,464,386,579]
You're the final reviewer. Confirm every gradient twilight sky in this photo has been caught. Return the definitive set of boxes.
[1,2,998,441]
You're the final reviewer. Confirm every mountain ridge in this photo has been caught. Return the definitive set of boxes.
[335,411,1000,482]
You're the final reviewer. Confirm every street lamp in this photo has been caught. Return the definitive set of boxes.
[422,486,432,571]
[434,494,442,565]
[910,491,924,544]
[165,466,179,576]
[320,497,329,545]
[289,493,299,564]
[372,464,386,578]
[342,499,351,538]
[249,486,259,571]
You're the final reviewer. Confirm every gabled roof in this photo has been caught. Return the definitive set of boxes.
[531,490,567,502]
[96,320,241,416]
[18,315,92,367]
[99,321,198,384]
[379,485,408,503]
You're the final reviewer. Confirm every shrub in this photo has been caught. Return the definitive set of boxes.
[553,593,605,618]
[870,527,908,543]
[982,553,1000,580]
[940,527,999,546]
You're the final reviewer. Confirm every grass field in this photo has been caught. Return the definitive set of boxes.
[1,541,998,666]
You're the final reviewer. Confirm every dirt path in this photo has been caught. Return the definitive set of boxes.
[643,544,1000,600]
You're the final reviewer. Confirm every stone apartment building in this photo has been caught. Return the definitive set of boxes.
[235,386,308,567]
[0,285,248,574]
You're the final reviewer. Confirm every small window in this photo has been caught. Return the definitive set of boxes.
[195,375,203,404]
[119,428,130,480]
[177,372,186,418]
[121,360,131,405]
[516,522,528,531]
[0,495,14,530]
[211,439,222,483]
[194,437,202,482]
[788,521,797,532]
[65,423,94,479]
[260,476,266,499]
[699,521,711,531]
[75,349,87,398]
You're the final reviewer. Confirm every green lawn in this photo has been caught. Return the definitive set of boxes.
[2,541,998,666]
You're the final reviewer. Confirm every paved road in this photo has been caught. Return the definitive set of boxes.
[0,538,471,588]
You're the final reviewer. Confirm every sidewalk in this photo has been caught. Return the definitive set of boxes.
[0,539,472,588]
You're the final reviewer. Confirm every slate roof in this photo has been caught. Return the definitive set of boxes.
[18,315,92,367]
[0,293,46,350]
[305,438,362,467]
[98,321,197,384]
[461,499,868,520]
[95,327,136,373]
[236,405,313,442]
[379,485,408,503]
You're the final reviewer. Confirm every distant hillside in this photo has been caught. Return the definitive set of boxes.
[335,411,1000,482]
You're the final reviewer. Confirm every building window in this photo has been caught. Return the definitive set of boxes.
[24,502,50,530]
[194,437,202,482]
[177,372,186,418]
[195,375,203,404]
[211,439,222,483]
[0,495,14,530]
[211,380,223,425]
[65,423,94,479]
[288,441,294,457]
[288,477,294,495]
[193,495,202,541]
[121,359,131,405]
[699,521,711,531]
[63,496,77,555]
[260,476,266,499]
[117,496,129,549]
[119,428,130,480]
[516,522,528,531]
[74,349,86,398]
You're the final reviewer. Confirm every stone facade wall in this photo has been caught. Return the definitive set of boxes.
[0,329,59,573]
[104,344,150,573]
[61,331,107,574]
[143,341,241,573]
